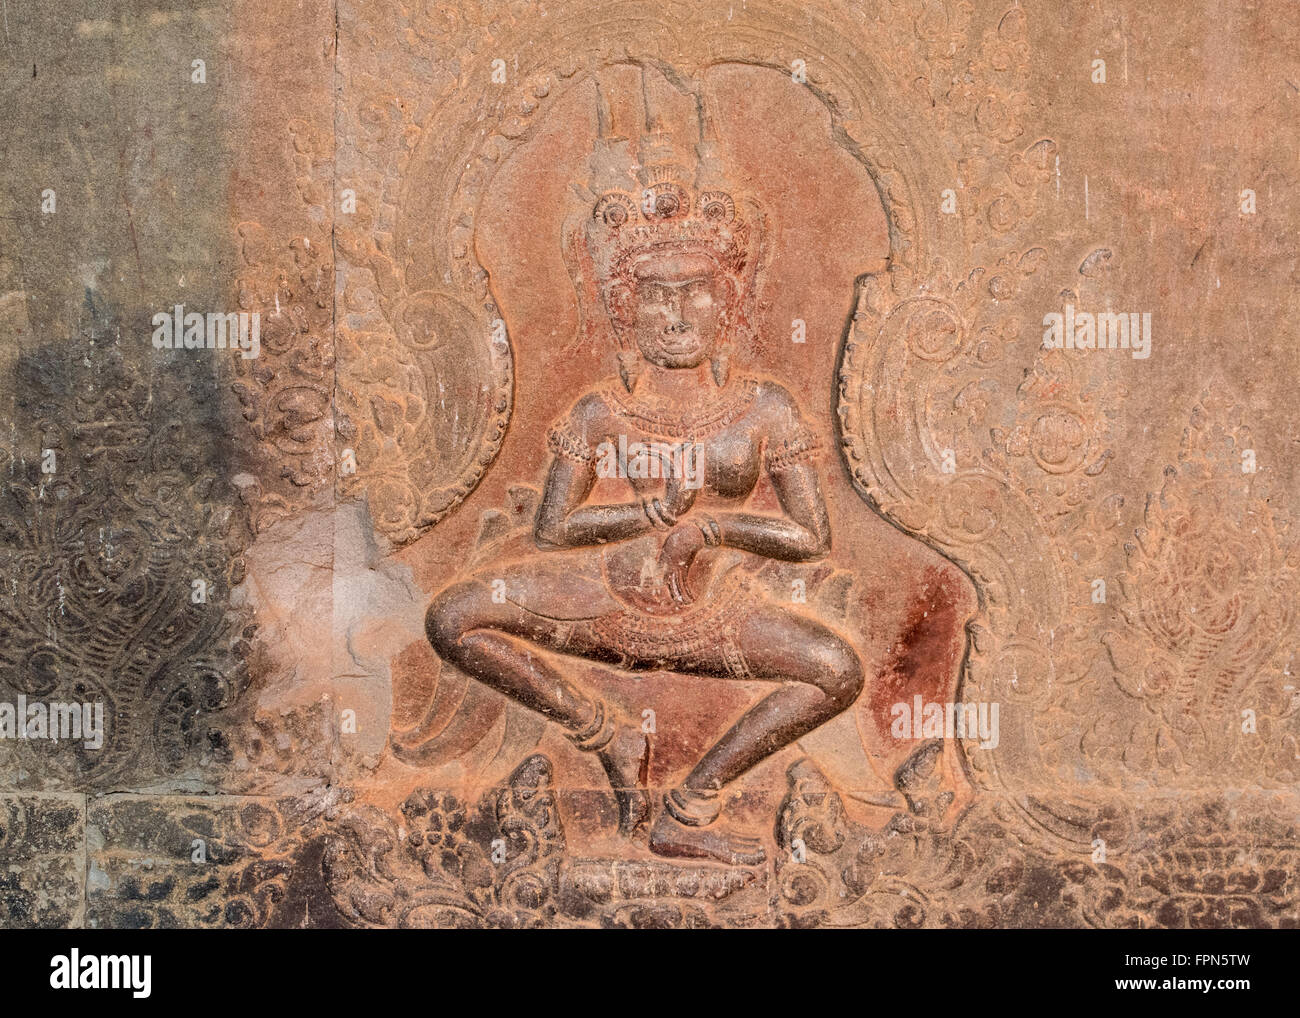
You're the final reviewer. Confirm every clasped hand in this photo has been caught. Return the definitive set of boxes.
[648,474,708,605]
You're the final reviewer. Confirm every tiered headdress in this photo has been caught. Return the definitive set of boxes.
[563,67,767,367]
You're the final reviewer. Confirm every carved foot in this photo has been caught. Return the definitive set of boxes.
[596,724,652,835]
[649,809,766,866]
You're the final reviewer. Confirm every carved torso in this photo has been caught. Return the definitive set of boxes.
[537,372,822,618]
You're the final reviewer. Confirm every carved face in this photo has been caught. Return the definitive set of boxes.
[624,252,730,369]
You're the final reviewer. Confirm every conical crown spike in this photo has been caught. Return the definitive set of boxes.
[692,86,729,191]
[588,76,638,195]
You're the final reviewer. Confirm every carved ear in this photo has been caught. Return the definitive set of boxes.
[717,276,738,337]
[710,349,730,387]
[618,349,642,393]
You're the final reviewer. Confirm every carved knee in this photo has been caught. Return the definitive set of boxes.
[818,637,865,709]
[424,581,482,660]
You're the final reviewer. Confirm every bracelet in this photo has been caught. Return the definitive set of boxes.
[567,699,615,752]
[643,497,675,530]
[695,515,722,546]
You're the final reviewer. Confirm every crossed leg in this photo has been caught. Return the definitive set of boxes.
[425,578,654,833]
[425,577,865,864]
[646,602,864,865]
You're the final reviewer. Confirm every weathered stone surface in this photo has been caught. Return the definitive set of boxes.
[85,793,336,928]
[0,0,1297,928]
[0,794,84,928]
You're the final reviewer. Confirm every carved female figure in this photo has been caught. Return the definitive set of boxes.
[428,111,870,866]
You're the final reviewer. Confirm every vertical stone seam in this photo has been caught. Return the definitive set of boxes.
[330,0,342,777]
[78,793,88,928]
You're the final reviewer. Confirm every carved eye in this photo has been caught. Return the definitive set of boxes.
[654,193,679,217]
[594,193,634,228]
[699,191,735,222]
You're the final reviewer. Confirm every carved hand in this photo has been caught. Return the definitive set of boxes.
[658,470,699,524]
[658,523,706,604]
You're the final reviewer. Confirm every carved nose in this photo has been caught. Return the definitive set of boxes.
[664,320,689,335]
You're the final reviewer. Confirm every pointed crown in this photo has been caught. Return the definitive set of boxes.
[564,69,766,351]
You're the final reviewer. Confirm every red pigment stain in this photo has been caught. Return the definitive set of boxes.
[868,562,976,741]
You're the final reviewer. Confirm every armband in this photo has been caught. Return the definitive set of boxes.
[765,426,822,473]
[546,420,595,465]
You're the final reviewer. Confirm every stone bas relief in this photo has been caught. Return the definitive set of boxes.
[1,0,1297,929]
[423,69,977,868]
